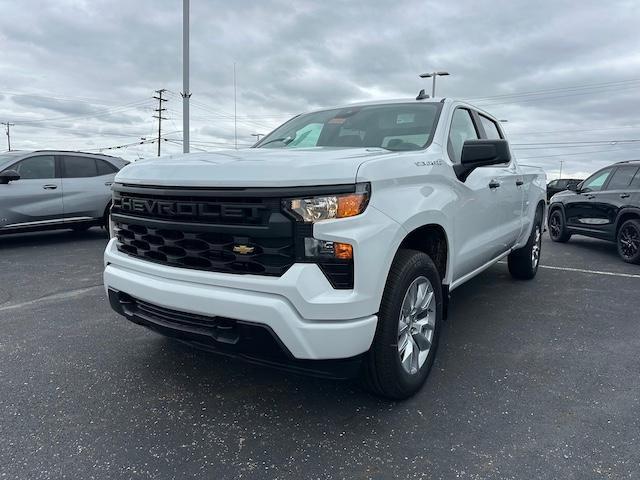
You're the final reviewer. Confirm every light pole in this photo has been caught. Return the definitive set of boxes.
[559,159,564,179]
[181,0,191,153]
[419,71,450,97]
[251,133,264,143]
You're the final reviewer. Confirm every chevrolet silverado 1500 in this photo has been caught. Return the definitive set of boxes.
[104,97,546,399]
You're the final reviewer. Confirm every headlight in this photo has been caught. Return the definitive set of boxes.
[283,183,370,223]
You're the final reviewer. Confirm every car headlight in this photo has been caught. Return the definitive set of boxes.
[283,183,370,223]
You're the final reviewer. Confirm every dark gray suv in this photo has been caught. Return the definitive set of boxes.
[0,150,128,235]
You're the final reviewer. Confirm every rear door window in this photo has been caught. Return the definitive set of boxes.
[96,159,118,176]
[606,166,639,190]
[62,156,98,178]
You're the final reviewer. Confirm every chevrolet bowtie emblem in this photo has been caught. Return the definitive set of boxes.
[233,245,255,255]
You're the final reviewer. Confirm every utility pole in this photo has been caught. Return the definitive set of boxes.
[1,122,14,151]
[559,159,564,179]
[153,89,168,157]
[419,71,450,97]
[181,0,191,153]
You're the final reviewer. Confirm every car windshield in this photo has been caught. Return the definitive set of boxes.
[255,103,441,151]
[0,152,24,170]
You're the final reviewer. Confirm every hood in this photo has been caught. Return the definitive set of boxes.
[115,147,395,187]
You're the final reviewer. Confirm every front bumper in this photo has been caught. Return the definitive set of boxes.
[104,239,378,361]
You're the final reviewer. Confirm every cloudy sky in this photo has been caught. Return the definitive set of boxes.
[1,0,639,178]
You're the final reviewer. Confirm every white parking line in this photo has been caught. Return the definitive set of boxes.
[537,264,640,279]
[498,261,640,279]
[0,285,103,313]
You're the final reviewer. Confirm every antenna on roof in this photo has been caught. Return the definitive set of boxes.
[416,89,430,100]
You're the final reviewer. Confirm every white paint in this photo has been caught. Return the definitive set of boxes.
[538,264,640,279]
[498,261,640,279]
[0,285,102,312]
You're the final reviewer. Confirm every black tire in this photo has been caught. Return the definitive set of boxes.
[361,249,443,400]
[617,219,640,264]
[508,207,543,280]
[548,208,571,243]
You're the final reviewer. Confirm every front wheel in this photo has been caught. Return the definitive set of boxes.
[617,219,640,264]
[548,209,571,243]
[508,209,543,280]
[361,249,442,400]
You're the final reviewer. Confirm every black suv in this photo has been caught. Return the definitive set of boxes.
[546,178,583,201]
[548,160,640,263]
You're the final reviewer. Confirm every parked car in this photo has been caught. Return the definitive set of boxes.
[0,150,127,235]
[548,160,640,263]
[546,178,583,201]
[104,97,546,399]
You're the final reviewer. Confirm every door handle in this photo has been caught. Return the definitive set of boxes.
[42,184,58,190]
[620,193,630,199]
[104,181,113,186]
[489,179,501,189]
[586,195,595,200]
[516,179,524,186]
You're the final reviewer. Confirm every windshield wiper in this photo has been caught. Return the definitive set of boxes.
[258,135,296,148]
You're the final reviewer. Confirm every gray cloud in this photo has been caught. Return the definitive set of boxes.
[0,0,639,177]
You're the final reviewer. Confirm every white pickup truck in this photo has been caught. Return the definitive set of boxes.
[104,97,546,399]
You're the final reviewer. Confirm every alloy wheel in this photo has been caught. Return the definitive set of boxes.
[619,224,640,259]
[397,276,436,375]
[531,225,542,268]
[549,212,561,238]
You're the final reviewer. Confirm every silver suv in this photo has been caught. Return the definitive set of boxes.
[0,150,127,235]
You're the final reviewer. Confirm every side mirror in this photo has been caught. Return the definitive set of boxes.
[567,183,579,192]
[453,139,511,182]
[0,170,20,184]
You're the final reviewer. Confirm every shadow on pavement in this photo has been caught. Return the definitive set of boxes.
[0,227,108,248]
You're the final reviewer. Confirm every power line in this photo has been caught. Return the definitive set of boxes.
[468,78,640,102]
[516,144,640,160]
[511,139,640,150]
[10,99,153,125]
[507,124,640,137]
[474,84,640,107]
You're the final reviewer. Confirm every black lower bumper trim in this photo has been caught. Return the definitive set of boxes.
[108,289,363,379]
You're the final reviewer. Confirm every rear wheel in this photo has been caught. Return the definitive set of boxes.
[508,208,543,280]
[548,209,571,243]
[361,249,442,400]
[617,219,640,264]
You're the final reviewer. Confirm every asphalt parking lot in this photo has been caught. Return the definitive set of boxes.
[1,230,639,480]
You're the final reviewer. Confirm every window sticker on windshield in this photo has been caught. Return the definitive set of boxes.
[396,113,415,124]
[328,117,347,124]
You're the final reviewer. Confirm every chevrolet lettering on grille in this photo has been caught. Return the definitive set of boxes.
[116,196,265,221]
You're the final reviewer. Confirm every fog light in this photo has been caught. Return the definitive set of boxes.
[334,242,353,260]
[304,238,352,260]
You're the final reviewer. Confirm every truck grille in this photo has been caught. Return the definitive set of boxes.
[114,221,294,275]
[110,183,355,288]
[111,185,295,276]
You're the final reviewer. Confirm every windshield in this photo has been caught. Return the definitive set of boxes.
[0,153,23,169]
[255,103,441,151]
